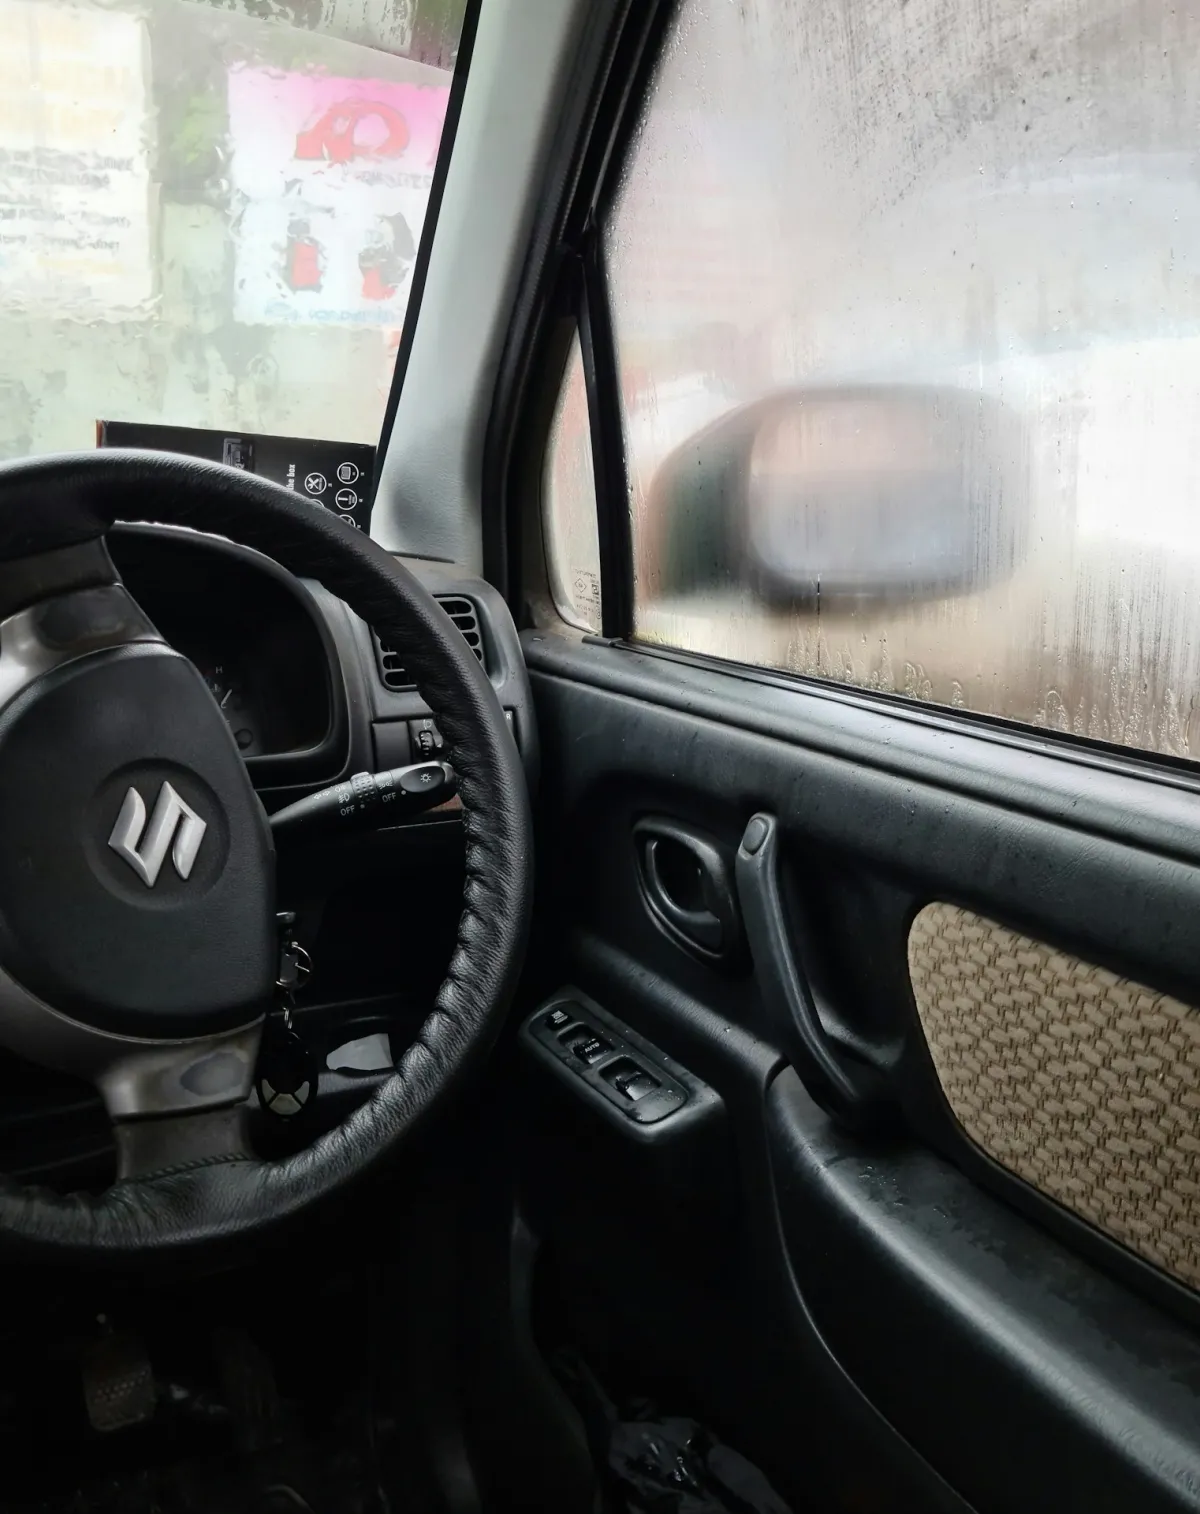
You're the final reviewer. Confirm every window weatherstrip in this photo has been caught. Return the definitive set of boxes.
[578,229,633,639]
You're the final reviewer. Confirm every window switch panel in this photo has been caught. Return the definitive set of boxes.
[524,997,689,1126]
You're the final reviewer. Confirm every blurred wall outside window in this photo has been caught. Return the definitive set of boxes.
[0,0,466,455]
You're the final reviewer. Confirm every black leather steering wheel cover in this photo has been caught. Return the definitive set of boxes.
[0,451,533,1260]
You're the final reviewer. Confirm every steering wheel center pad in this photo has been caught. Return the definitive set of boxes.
[0,630,276,1037]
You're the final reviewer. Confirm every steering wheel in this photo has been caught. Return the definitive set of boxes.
[0,451,533,1261]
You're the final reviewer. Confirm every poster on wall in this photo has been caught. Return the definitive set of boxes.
[0,0,154,318]
[229,68,451,328]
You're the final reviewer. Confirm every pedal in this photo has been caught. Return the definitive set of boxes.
[80,1329,156,1432]
[212,1325,284,1453]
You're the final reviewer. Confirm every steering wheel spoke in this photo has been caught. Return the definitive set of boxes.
[0,952,260,1180]
[112,1105,253,1183]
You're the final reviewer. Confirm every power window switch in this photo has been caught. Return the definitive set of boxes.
[572,1035,612,1066]
[545,1007,572,1031]
[630,1087,686,1124]
[612,1068,658,1102]
[561,1024,607,1060]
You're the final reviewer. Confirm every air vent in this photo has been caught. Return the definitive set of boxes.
[437,596,485,662]
[373,631,412,691]
[373,595,485,691]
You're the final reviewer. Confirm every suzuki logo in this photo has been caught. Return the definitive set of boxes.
[107,782,208,888]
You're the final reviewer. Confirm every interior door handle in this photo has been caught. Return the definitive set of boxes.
[644,838,723,951]
[634,819,738,963]
[736,812,884,1127]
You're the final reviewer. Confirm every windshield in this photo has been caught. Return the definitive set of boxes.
[0,0,468,459]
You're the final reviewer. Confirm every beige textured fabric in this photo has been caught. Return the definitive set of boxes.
[908,902,1200,1290]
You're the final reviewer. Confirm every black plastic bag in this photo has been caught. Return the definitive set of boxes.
[608,1413,792,1514]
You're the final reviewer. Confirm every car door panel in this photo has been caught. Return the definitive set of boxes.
[520,927,972,1514]
[520,629,1200,1512]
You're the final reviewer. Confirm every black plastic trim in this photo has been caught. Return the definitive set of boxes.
[736,813,887,1128]
[523,631,1200,885]
[578,234,633,639]
[767,1068,1200,1514]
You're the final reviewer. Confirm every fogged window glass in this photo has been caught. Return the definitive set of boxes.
[544,331,602,633]
[606,0,1200,761]
[0,0,466,455]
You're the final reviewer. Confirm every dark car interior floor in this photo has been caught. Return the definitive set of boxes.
[0,1115,542,1514]
[0,1085,804,1514]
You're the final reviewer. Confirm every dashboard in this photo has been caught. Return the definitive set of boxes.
[106,524,537,794]
[109,528,335,765]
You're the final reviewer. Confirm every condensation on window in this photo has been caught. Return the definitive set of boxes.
[0,0,465,457]
[544,331,602,633]
[606,0,1200,762]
